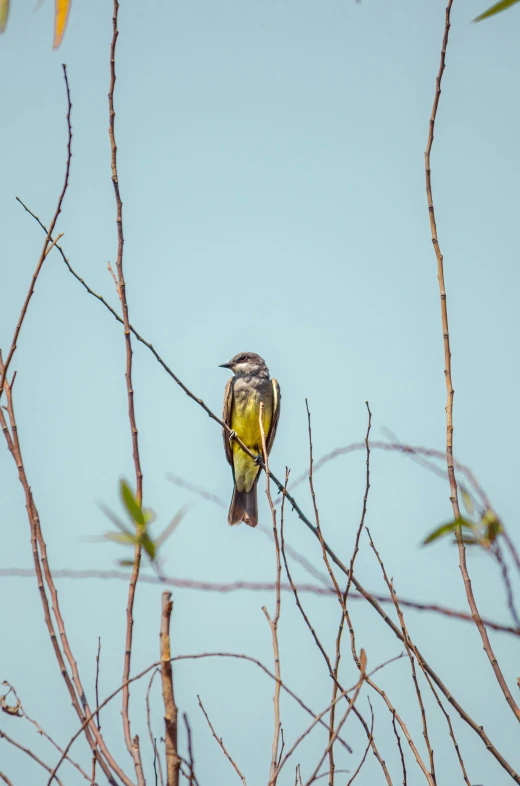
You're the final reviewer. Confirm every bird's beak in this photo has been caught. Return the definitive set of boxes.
[219,362,232,369]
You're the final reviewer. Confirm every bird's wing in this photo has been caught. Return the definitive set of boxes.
[266,378,281,455]
[222,376,235,467]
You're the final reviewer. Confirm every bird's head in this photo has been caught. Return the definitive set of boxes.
[219,352,268,378]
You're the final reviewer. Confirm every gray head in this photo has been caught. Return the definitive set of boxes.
[219,351,269,378]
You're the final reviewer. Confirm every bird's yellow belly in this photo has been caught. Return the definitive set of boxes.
[231,392,272,492]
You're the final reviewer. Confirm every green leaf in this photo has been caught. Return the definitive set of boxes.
[474,0,520,22]
[461,489,474,517]
[422,517,474,546]
[98,503,135,536]
[140,533,156,562]
[104,532,136,546]
[156,503,192,547]
[121,480,145,526]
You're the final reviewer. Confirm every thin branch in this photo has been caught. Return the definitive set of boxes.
[260,404,282,786]
[1,683,91,783]
[3,568,517,635]
[198,696,247,785]
[0,66,72,402]
[146,670,165,786]
[108,2,145,779]
[161,592,180,786]
[0,727,64,786]
[49,650,354,786]
[346,697,374,786]
[392,711,407,786]
[425,0,520,724]
[304,651,367,786]
[16,205,520,781]
[330,403,372,785]
[0,359,129,786]
[183,715,195,786]
[0,771,14,786]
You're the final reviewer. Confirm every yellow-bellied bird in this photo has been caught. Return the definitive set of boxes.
[220,352,281,527]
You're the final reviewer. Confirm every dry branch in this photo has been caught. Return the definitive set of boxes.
[425,0,520,725]
[161,592,180,786]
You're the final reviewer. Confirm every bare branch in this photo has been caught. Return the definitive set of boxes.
[0,66,72,402]
[161,592,180,786]
[425,0,520,725]
[198,696,247,785]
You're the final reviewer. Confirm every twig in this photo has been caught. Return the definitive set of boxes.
[161,592,180,786]
[0,727,64,786]
[304,651,367,786]
[495,545,520,630]
[183,715,195,786]
[259,404,282,786]
[330,403,372,785]
[166,473,330,586]
[49,649,354,786]
[425,0,520,725]
[392,711,407,786]
[91,637,101,784]
[15,204,520,780]
[198,696,247,785]
[0,772,14,786]
[2,567,519,635]
[0,359,129,786]
[367,528,435,783]
[0,66,71,402]
[420,670,471,786]
[346,697,374,786]
[1,683,91,783]
[108,2,145,778]
[146,670,165,786]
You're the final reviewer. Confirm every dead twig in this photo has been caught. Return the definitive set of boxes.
[198,696,247,785]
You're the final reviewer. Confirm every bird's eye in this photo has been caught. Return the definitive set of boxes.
[239,355,247,363]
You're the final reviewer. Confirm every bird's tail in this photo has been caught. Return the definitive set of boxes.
[228,480,258,527]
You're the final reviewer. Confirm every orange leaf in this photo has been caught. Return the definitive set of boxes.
[0,0,9,34]
[53,0,71,49]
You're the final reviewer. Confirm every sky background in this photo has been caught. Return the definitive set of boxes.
[1,0,520,784]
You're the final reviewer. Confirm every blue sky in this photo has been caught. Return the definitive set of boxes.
[1,0,520,784]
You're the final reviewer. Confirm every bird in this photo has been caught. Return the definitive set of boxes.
[220,352,281,527]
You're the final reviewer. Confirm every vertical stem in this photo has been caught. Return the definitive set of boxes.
[425,0,520,723]
[108,0,146,775]
[160,592,180,786]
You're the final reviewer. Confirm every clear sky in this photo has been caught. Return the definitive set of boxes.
[1,0,520,784]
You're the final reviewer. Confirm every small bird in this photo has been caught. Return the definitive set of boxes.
[220,352,281,527]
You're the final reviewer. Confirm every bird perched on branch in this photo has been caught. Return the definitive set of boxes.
[220,352,281,527]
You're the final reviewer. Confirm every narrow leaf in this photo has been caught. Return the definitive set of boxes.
[422,517,473,546]
[121,480,145,526]
[104,532,136,546]
[118,559,136,567]
[156,503,192,547]
[0,0,8,34]
[474,0,520,22]
[140,533,156,562]
[53,0,71,49]
[98,503,134,536]
[461,489,474,517]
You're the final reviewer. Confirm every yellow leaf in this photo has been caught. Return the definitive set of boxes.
[53,0,71,49]
[0,0,9,34]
